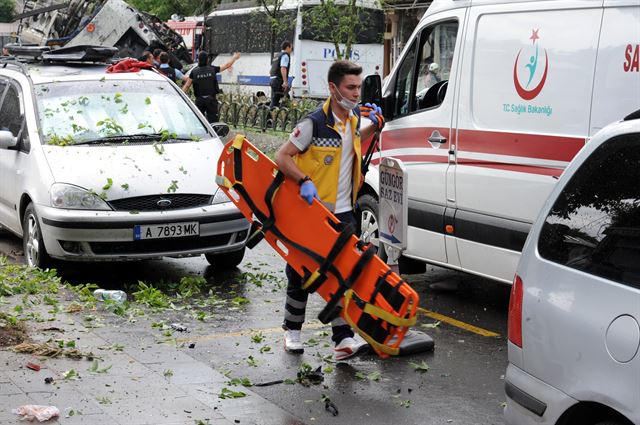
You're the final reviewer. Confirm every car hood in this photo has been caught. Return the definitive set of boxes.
[42,138,225,200]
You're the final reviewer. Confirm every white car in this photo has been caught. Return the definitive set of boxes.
[504,113,640,425]
[0,46,248,268]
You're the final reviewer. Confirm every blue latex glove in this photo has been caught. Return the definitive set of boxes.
[300,180,319,205]
[364,102,384,130]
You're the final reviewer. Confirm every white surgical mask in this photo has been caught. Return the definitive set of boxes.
[332,84,359,111]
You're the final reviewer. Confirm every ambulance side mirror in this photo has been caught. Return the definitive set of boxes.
[211,122,230,139]
[361,74,382,107]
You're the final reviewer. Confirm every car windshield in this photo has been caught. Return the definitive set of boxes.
[35,79,209,145]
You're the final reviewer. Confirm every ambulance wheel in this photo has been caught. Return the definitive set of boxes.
[205,247,245,269]
[356,194,387,261]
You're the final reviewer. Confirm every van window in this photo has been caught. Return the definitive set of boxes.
[0,84,23,138]
[538,133,640,289]
[392,20,458,118]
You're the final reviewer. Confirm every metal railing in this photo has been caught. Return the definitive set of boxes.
[217,94,320,133]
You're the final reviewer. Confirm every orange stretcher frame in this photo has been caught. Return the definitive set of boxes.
[216,135,419,358]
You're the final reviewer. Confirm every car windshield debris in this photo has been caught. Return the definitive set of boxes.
[35,79,208,146]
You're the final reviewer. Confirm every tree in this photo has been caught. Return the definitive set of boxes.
[256,0,294,60]
[128,0,218,21]
[304,0,382,60]
[0,0,15,23]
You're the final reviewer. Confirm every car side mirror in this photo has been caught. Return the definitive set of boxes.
[0,130,17,149]
[361,74,382,106]
[211,122,230,139]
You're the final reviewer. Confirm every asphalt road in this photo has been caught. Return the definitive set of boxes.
[0,232,510,425]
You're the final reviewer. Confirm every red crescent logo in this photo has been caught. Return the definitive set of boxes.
[513,49,548,100]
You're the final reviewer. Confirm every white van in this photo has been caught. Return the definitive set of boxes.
[359,0,640,283]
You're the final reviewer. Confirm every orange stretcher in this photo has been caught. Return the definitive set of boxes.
[216,135,419,358]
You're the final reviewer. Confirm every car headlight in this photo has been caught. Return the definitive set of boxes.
[211,188,231,205]
[50,183,112,210]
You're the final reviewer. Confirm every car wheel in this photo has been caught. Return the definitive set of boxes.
[205,247,245,269]
[356,194,387,261]
[22,203,53,269]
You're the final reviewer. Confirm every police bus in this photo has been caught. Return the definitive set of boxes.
[202,0,384,99]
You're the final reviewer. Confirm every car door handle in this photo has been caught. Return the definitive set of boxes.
[428,130,447,144]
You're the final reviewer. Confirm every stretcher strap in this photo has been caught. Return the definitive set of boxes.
[342,300,399,357]
[226,139,348,292]
[346,289,416,328]
[302,223,355,293]
[318,244,377,323]
[370,271,408,313]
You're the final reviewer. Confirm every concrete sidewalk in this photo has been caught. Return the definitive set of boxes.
[0,285,304,425]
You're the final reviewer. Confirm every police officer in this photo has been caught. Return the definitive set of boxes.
[182,50,240,123]
[157,52,185,83]
[269,41,293,108]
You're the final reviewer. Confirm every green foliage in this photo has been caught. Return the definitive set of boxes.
[0,0,14,23]
[0,260,61,296]
[132,281,171,308]
[128,0,218,21]
[304,0,381,60]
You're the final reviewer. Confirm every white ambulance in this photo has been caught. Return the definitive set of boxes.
[359,0,640,284]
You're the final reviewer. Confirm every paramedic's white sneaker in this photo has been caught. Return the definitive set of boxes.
[284,330,304,354]
[334,334,368,361]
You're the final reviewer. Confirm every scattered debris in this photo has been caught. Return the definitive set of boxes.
[188,342,196,349]
[219,387,247,399]
[41,327,65,333]
[322,394,339,416]
[12,342,95,360]
[12,405,60,422]
[26,362,41,371]
[170,323,188,332]
[409,360,430,373]
[44,377,54,384]
[253,379,284,387]
[297,364,324,387]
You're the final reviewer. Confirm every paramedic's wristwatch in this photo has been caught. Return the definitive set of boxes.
[298,175,311,186]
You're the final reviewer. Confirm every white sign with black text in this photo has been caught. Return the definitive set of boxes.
[379,157,408,255]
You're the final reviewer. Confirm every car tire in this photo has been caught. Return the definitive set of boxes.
[205,247,245,269]
[22,203,53,269]
[356,194,387,262]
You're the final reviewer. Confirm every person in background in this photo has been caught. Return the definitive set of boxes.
[274,60,385,360]
[152,48,163,67]
[158,52,185,83]
[269,41,293,108]
[139,51,154,66]
[182,50,240,122]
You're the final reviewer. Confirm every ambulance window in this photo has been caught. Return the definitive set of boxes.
[415,21,458,111]
[393,39,417,117]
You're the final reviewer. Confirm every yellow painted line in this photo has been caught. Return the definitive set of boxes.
[418,307,500,337]
[176,321,329,344]
[177,310,499,343]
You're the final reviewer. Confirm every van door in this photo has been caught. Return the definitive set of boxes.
[0,79,26,233]
[452,2,603,283]
[380,10,466,265]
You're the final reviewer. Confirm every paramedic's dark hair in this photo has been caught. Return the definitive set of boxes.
[281,41,292,51]
[153,48,163,59]
[198,51,209,67]
[328,60,362,86]
[159,52,170,64]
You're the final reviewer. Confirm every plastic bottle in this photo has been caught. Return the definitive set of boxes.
[93,289,127,303]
